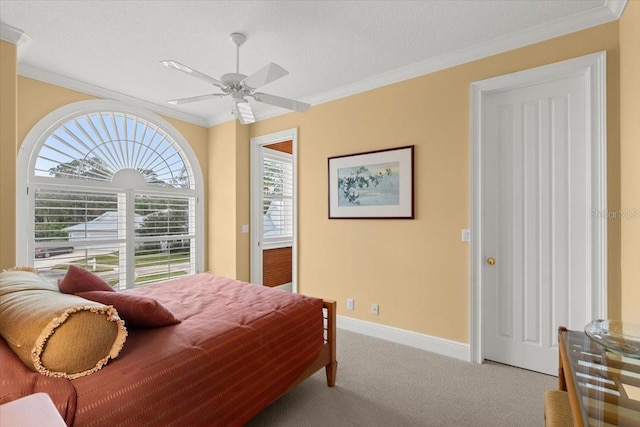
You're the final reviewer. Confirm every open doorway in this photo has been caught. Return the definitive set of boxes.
[250,129,298,292]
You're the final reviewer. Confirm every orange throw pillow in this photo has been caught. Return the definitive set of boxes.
[58,265,115,294]
[76,291,180,328]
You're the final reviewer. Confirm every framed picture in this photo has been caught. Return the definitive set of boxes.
[328,145,414,219]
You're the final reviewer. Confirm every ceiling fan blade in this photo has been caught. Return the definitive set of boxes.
[233,98,256,124]
[253,92,310,112]
[167,93,226,105]
[242,63,289,89]
[161,60,225,88]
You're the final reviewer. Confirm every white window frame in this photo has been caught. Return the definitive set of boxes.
[250,128,298,291]
[261,147,294,250]
[16,100,205,280]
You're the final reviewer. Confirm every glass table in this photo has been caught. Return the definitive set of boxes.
[558,327,640,426]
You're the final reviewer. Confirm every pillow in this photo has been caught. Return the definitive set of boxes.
[58,265,115,294]
[76,291,180,328]
[0,270,127,379]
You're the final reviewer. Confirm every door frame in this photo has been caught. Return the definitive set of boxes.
[250,128,298,292]
[469,51,608,364]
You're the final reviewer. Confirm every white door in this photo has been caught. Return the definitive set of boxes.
[473,53,607,375]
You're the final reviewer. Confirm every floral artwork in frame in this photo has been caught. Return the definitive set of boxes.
[328,145,414,219]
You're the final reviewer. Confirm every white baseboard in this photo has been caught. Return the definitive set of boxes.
[337,315,470,362]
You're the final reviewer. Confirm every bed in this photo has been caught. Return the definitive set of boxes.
[0,271,337,426]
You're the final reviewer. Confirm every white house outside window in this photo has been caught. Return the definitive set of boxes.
[17,100,204,288]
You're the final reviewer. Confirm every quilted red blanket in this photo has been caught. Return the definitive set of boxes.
[1,274,324,426]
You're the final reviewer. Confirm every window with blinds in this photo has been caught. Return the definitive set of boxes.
[25,107,200,289]
[262,149,293,246]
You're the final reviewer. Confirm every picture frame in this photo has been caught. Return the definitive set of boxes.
[328,145,414,219]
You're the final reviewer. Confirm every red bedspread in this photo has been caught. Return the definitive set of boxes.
[1,274,324,426]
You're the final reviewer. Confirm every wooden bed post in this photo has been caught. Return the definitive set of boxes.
[284,299,338,393]
[324,300,337,387]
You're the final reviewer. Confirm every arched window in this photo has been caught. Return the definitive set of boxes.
[17,100,204,288]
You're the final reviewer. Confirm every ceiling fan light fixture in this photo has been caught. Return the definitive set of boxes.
[162,32,308,123]
[233,98,255,124]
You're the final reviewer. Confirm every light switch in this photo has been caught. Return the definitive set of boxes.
[241,224,249,233]
[461,228,471,242]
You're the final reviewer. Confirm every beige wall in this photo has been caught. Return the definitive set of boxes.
[235,124,251,281]
[0,41,17,270]
[206,121,250,280]
[17,77,95,143]
[249,22,622,343]
[620,0,640,324]
[0,18,630,343]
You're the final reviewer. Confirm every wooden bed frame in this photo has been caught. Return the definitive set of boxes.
[286,299,337,392]
[0,273,338,425]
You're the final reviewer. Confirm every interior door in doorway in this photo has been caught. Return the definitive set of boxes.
[261,141,294,290]
[251,129,298,293]
[479,56,606,375]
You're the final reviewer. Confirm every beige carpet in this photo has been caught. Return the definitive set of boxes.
[247,329,556,426]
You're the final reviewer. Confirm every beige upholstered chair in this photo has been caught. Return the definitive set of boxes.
[543,390,574,426]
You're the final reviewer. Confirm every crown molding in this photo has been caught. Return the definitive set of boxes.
[606,0,628,18]
[206,112,235,127]
[12,0,626,129]
[19,64,209,127]
[306,1,624,109]
[0,21,30,45]
[205,104,304,127]
[0,21,33,61]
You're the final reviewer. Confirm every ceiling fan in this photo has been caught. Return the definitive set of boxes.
[161,32,310,124]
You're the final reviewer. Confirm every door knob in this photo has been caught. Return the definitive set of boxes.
[487,257,496,265]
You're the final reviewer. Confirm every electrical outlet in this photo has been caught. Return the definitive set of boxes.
[371,303,379,315]
[347,298,354,310]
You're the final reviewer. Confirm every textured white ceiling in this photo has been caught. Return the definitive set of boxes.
[0,0,622,126]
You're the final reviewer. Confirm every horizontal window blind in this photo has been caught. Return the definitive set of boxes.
[35,188,119,244]
[34,112,193,189]
[133,194,196,286]
[23,105,202,289]
[33,188,123,287]
[33,188,196,289]
[262,152,293,243]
